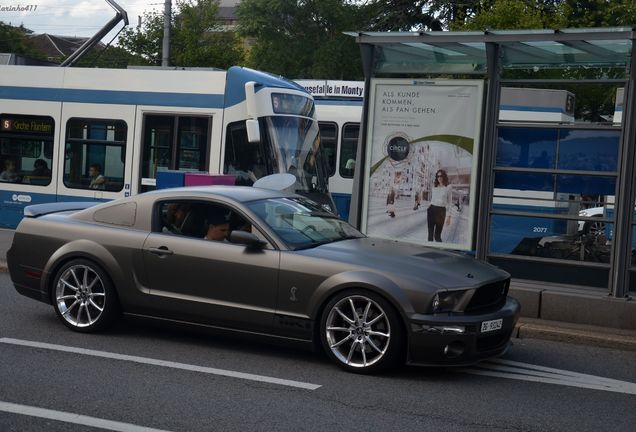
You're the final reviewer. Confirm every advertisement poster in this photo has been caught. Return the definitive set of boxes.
[361,79,484,250]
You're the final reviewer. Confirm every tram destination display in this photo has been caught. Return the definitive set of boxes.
[0,115,54,136]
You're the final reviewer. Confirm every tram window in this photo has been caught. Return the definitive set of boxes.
[318,122,337,177]
[141,115,211,191]
[0,114,54,186]
[0,114,55,186]
[63,118,127,192]
[339,123,359,179]
[223,121,269,186]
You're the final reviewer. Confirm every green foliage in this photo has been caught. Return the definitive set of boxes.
[237,0,369,79]
[118,10,166,66]
[457,0,564,30]
[74,46,145,69]
[172,0,244,68]
[559,0,636,27]
[118,0,244,68]
[366,0,445,31]
[453,0,636,31]
[0,22,44,59]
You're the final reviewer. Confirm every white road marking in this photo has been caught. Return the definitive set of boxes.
[0,337,321,391]
[0,401,172,432]
[458,358,636,395]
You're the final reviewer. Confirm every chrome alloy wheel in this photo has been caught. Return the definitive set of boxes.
[325,295,391,368]
[55,264,106,328]
[587,221,606,238]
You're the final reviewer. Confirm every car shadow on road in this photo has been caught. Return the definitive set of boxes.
[107,315,328,366]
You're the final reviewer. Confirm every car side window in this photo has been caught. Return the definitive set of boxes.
[156,200,273,248]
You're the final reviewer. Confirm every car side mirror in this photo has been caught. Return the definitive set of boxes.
[230,230,267,248]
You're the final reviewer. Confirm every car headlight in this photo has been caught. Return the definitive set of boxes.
[432,290,465,313]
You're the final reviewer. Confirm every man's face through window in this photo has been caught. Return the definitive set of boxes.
[205,222,230,241]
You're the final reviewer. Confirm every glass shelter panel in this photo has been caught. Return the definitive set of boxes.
[496,127,557,169]
[490,214,612,264]
[491,125,617,266]
[557,130,619,172]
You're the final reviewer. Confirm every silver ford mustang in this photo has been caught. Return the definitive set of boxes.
[8,186,520,373]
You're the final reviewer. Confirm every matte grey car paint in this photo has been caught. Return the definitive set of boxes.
[8,186,520,366]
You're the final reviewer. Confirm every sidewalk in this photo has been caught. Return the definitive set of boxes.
[515,318,636,351]
[0,227,634,351]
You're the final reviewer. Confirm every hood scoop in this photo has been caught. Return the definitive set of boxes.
[415,251,448,259]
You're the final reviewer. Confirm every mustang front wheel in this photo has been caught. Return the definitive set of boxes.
[52,259,118,332]
[321,291,403,373]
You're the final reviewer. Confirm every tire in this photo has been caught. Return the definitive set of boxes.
[582,216,605,238]
[319,289,404,373]
[52,259,119,332]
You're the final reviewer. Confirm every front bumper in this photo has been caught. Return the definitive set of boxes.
[407,297,520,366]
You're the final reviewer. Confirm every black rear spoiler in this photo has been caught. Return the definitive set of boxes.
[24,202,98,218]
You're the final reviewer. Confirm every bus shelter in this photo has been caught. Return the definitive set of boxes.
[347,28,636,302]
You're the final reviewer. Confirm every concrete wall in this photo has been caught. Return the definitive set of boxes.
[510,280,636,330]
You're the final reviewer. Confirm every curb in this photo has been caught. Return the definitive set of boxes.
[513,318,636,352]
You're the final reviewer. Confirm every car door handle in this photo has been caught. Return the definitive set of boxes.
[147,246,174,256]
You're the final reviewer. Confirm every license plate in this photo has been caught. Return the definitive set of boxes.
[481,318,503,333]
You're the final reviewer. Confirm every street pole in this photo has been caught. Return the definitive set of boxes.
[161,0,171,67]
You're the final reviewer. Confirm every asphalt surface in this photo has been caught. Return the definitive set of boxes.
[0,228,13,269]
[1,273,636,432]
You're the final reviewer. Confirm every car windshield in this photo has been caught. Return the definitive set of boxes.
[247,197,364,250]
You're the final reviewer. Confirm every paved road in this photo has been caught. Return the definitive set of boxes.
[0,228,14,265]
[1,273,635,432]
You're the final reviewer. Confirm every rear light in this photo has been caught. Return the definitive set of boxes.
[24,270,42,279]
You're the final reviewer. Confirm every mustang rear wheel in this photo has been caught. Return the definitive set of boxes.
[52,259,118,332]
[320,290,403,373]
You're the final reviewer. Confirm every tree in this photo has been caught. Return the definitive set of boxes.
[458,0,563,30]
[117,10,164,65]
[237,0,370,79]
[0,22,44,59]
[118,0,244,68]
[559,0,636,27]
[451,0,636,31]
[74,46,145,69]
[172,0,244,68]
[366,0,444,31]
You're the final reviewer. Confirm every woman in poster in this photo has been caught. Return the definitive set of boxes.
[386,187,396,218]
[427,169,452,242]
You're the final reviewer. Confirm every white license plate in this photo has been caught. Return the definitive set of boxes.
[481,318,503,333]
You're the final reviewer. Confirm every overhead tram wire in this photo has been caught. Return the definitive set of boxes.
[87,25,128,68]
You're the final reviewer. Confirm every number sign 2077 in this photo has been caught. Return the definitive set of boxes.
[532,226,548,233]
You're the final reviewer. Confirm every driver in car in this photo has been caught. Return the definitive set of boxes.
[203,210,231,242]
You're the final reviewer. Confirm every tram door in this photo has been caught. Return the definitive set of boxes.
[136,114,214,194]
[56,103,136,202]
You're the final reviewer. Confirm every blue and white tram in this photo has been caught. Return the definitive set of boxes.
[295,80,364,220]
[0,65,333,228]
